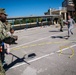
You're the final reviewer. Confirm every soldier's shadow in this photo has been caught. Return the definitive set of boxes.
[4,53,30,71]
[51,35,68,39]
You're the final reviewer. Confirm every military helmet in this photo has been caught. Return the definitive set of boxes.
[0,8,7,16]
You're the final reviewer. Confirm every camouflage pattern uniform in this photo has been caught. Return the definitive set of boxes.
[58,16,64,32]
[0,60,5,75]
[0,8,6,75]
[4,22,12,32]
[4,22,18,44]
[0,21,10,40]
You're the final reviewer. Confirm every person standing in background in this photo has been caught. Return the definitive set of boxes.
[67,15,75,37]
[58,15,64,32]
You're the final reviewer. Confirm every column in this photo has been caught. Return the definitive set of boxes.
[64,12,67,21]
[46,18,47,26]
[36,18,39,27]
[12,19,14,29]
[19,19,21,29]
[59,11,62,15]
[25,19,28,29]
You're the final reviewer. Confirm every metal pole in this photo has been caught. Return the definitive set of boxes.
[25,19,28,29]
[19,19,21,29]
[36,18,39,27]
[46,18,47,26]
[12,19,14,29]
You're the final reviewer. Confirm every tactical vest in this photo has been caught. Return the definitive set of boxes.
[0,21,9,41]
[0,21,6,75]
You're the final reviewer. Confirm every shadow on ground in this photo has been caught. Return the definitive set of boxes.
[51,35,68,39]
[49,30,61,32]
[4,53,30,71]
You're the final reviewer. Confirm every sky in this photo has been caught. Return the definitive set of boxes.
[0,0,64,17]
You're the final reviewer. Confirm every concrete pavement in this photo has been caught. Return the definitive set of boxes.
[5,25,76,75]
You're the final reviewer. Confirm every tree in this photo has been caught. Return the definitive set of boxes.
[14,19,20,24]
[21,18,26,24]
[38,18,42,22]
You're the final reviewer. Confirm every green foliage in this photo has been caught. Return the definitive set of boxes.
[38,18,42,22]
[26,19,30,23]
[29,18,35,23]
[12,18,43,24]
[14,19,20,24]
[21,18,26,24]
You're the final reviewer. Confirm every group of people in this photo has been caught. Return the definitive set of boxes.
[0,8,75,75]
[0,8,18,74]
[58,15,75,37]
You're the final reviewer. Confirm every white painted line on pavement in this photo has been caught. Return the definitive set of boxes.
[57,44,76,52]
[11,27,76,50]
[10,31,66,50]
[9,44,76,70]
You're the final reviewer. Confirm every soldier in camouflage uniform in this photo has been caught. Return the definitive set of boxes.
[5,21,12,32]
[0,8,7,75]
[0,61,5,75]
[0,8,10,62]
[4,21,18,44]
[58,15,64,32]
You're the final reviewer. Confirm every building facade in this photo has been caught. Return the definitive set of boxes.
[44,7,67,20]
[62,0,75,18]
[44,0,75,20]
